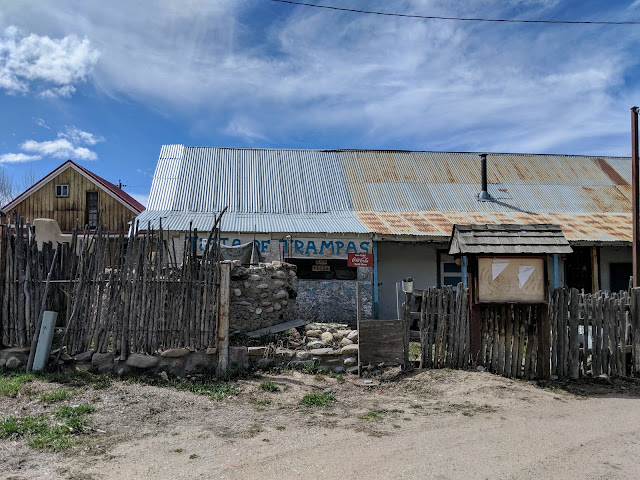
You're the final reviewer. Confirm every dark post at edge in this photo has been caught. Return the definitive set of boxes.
[632,107,639,288]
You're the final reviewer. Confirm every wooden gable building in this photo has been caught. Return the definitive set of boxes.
[2,160,144,233]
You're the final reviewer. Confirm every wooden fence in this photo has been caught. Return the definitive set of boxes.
[1,215,224,358]
[409,285,470,370]
[550,288,636,379]
[1,216,69,348]
[405,285,639,379]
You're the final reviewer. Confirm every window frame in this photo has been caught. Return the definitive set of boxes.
[55,184,69,198]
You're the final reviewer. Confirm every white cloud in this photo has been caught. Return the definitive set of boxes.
[0,152,42,163]
[224,119,269,142]
[60,126,105,146]
[0,25,99,97]
[38,84,76,98]
[33,117,50,129]
[20,138,97,160]
[3,1,639,155]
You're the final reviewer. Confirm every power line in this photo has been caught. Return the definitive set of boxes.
[271,0,640,25]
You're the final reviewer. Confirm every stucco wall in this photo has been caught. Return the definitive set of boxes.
[377,241,439,320]
[599,246,632,291]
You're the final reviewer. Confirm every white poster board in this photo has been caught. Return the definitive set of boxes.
[477,257,545,303]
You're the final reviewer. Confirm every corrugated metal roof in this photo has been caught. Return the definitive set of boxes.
[135,210,368,234]
[449,224,573,255]
[356,211,631,242]
[142,146,632,242]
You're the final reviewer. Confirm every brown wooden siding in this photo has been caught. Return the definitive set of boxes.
[10,168,138,232]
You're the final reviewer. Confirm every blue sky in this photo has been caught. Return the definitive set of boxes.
[1,0,640,207]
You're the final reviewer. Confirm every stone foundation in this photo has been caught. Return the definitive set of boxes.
[230,261,297,332]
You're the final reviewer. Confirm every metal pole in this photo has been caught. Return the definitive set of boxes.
[632,107,639,288]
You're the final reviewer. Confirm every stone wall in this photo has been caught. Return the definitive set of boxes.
[229,261,297,332]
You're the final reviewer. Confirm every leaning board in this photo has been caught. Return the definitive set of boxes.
[359,319,405,366]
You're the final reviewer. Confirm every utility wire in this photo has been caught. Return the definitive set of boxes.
[271,0,640,25]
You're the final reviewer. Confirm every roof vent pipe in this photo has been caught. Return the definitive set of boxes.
[478,153,492,202]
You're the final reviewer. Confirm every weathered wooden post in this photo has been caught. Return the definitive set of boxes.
[217,261,231,374]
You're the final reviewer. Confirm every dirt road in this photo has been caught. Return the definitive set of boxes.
[2,369,640,479]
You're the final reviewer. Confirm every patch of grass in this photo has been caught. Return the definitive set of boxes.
[38,388,70,403]
[0,372,36,397]
[0,404,96,452]
[409,404,423,409]
[358,410,383,421]
[259,381,280,393]
[302,361,328,375]
[314,373,326,381]
[248,425,264,437]
[189,454,199,459]
[327,372,345,382]
[254,399,271,406]
[409,341,421,361]
[390,408,404,414]
[262,438,270,442]
[393,424,401,429]
[276,425,285,431]
[174,448,184,453]
[42,370,111,390]
[300,392,335,408]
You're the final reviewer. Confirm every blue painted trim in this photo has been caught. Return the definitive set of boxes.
[553,254,559,289]
[461,255,468,289]
[373,240,379,319]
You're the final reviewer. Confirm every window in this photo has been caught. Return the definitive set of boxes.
[55,184,68,197]
[86,191,98,229]
[288,258,357,280]
[439,253,462,290]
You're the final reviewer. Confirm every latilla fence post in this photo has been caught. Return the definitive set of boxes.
[217,261,231,374]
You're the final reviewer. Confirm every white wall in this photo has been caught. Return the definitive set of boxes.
[377,241,439,320]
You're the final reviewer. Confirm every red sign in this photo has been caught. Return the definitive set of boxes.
[348,253,373,267]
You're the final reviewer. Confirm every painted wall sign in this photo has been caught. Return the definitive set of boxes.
[348,253,373,267]
[192,234,371,260]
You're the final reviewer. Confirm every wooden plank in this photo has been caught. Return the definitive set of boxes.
[246,319,307,338]
[359,319,405,366]
[537,304,550,379]
[491,307,499,373]
[504,304,513,377]
[497,305,506,376]
[633,288,640,374]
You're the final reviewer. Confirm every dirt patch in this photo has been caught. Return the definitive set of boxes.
[2,369,640,479]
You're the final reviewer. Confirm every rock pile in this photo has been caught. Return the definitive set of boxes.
[247,322,360,374]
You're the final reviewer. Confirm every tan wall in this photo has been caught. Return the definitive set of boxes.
[10,168,138,232]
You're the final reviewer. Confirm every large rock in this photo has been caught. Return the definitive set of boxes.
[307,340,325,349]
[296,351,311,360]
[320,332,334,345]
[347,330,359,342]
[341,344,359,356]
[229,346,249,369]
[309,348,334,356]
[340,338,354,347]
[306,329,322,338]
[160,348,190,358]
[343,356,357,367]
[274,290,288,299]
[184,354,210,374]
[74,350,95,362]
[92,352,115,366]
[125,353,160,369]
[5,356,22,369]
